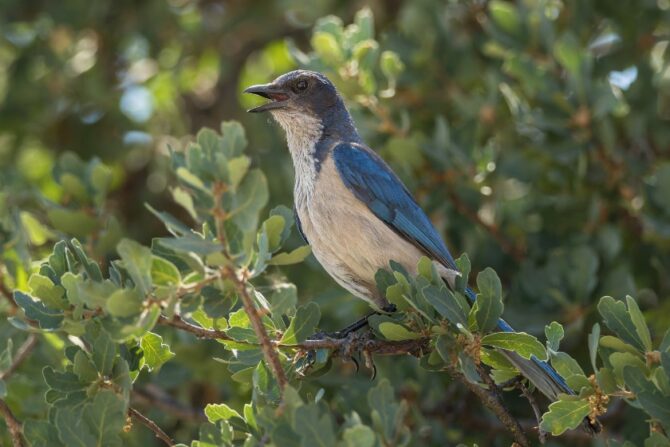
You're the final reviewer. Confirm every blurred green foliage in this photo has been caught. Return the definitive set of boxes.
[1,1,670,446]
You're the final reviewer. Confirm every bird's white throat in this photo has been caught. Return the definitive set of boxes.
[271,109,323,204]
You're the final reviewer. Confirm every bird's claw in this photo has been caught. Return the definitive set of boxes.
[298,330,379,379]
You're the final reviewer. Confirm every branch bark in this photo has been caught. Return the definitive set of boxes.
[128,407,174,447]
[0,335,38,381]
[443,362,530,447]
[228,269,289,396]
[0,399,23,447]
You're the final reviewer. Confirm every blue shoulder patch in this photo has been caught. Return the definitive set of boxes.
[332,143,458,271]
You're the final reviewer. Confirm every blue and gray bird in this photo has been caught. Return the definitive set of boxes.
[245,70,595,420]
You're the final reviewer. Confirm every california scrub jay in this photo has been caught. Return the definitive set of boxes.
[245,70,597,425]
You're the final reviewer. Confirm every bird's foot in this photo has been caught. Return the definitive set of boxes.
[299,330,379,379]
[298,305,396,377]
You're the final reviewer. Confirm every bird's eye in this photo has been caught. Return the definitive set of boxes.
[295,79,308,92]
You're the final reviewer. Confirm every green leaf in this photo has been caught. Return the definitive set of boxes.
[14,291,63,329]
[554,33,584,79]
[228,156,251,189]
[626,295,652,352]
[481,332,547,360]
[280,302,320,344]
[47,208,99,238]
[204,403,242,422]
[230,169,269,232]
[105,288,143,317]
[454,254,471,290]
[146,205,191,236]
[73,350,98,382]
[545,321,565,352]
[380,50,404,80]
[472,268,504,333]
[171,186,197,219]
[368,379,406,443]
[20,211,55,246]
[610,352,646,382]
[269,284,297,317]
[540,398,591,436]
[588,323,601,372]
[311,31,344,65]
[157,236,223,255]
[262,215,285,252]
[551,351,586,379]
[378,322,421,341]
[55,408,97,447]
[83,390,126,447]
[624,366,670,431]
[151,256,181,286]
[23,420,65,447]
[268,245,311,266]
[489,0,520,35]
[91,328,116,376]
[43,367,86,392]
[28,273,67,309]
[117,239,153,296]
[343,425,376,447]
[221,121,247,157]
[140,332,175,371]
[598,296,646,352]
[293,404,337,447]
[176,166,208,192]
[422,286,468,327]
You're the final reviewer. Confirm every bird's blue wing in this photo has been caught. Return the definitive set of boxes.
[332,143,458,271]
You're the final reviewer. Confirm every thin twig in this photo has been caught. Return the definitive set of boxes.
[515,379,547,444]
[128,407,174,447]
[444,362,529,447]
[0,335,38,381]
[157,314,235,341]
[0,399,23,447]
[228,268,289,395]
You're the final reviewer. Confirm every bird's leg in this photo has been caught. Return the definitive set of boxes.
[307,303,397,340]
[302,304,397,373]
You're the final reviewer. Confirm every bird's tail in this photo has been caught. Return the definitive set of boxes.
[465,287,601,434]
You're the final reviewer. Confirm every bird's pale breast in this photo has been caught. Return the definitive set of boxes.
[296,155,427,308]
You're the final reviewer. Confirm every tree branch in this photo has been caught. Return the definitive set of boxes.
[128,407,174,447]
[293,331,429,358]
[0,399,23,447]
[443,362,530,447]
[0,335,38,381]
[227,268,289,396]
[157,314,235,341]
[515,378,547,444]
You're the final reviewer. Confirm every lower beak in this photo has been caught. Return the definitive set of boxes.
[243,83,289,113]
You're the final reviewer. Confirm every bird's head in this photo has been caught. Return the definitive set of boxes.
[244,70,356,147]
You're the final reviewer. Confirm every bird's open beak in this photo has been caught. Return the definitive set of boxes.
[243,83,290,113]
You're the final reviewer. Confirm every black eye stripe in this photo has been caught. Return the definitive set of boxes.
[296,79,308,91]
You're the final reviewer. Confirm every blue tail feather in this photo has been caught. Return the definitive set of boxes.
[464,287,573,396]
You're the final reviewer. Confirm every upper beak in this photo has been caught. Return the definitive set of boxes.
[243,83,290,113]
